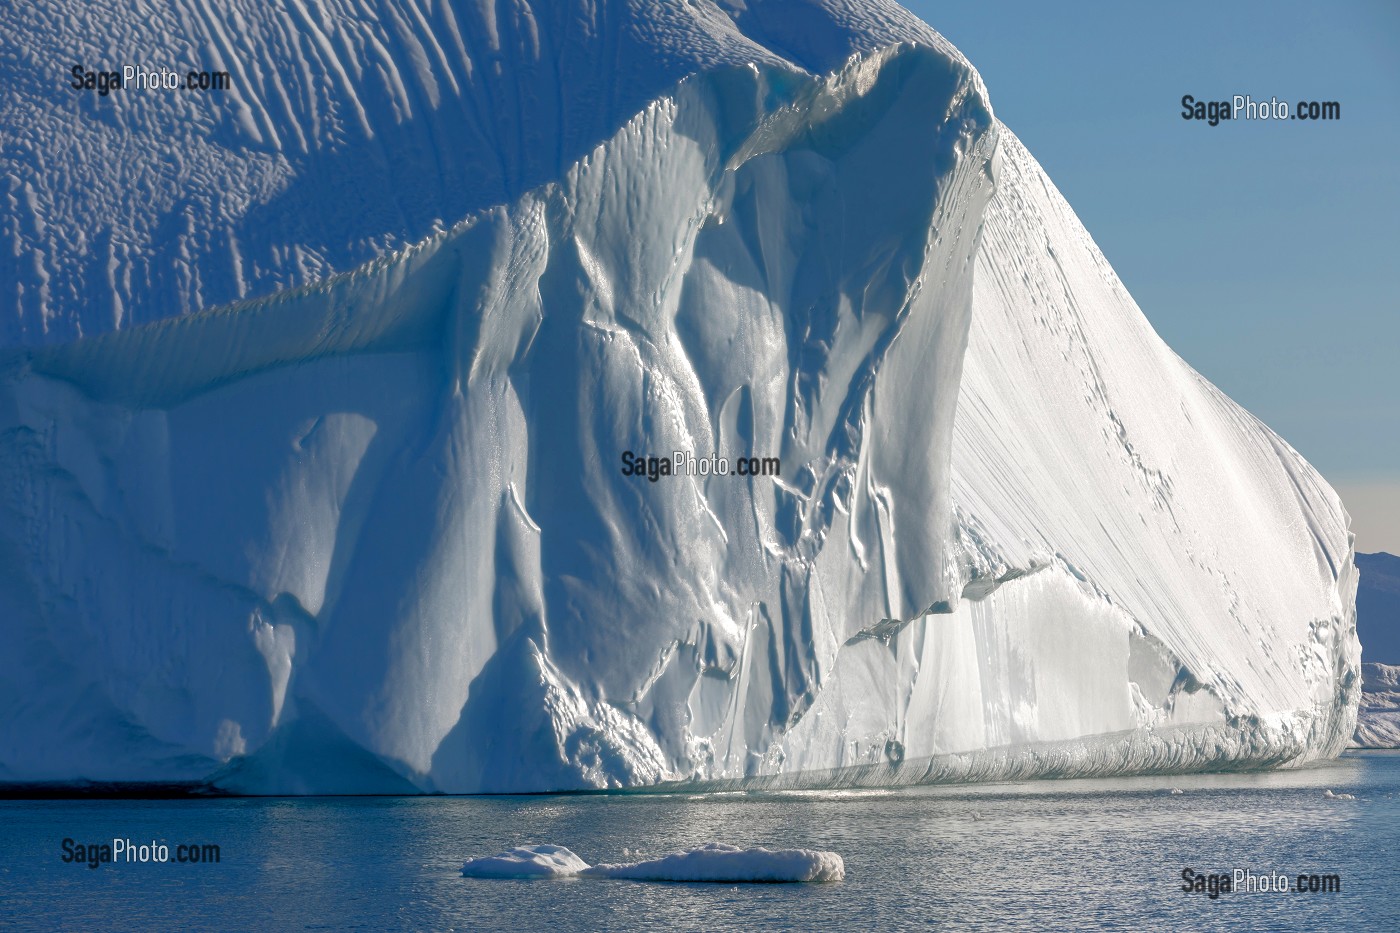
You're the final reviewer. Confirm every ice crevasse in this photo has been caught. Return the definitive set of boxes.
[0,0,1358,792]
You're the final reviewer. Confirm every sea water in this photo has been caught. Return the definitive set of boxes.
[3,751,1397,931]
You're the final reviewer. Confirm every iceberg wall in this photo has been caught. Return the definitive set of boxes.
[764,130,1360,789]
[0,0,1358,792]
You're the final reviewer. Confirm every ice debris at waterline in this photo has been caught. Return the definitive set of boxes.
[461,844,845,883]
[0,0,1359,794]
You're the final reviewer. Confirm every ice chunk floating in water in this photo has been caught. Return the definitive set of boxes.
[458,845,592,879]
[585,843,846,883]
[462,844,845,883]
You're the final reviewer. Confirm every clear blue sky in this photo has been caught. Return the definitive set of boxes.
[902,0,1400,552]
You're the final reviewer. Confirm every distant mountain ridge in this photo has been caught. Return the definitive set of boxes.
[1357,552,1400,664]
[1349,554,1399,747]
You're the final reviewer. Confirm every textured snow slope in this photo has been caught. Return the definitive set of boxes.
[1,0,950,345]
[944,131,1357,770]
[0,0,1359,792]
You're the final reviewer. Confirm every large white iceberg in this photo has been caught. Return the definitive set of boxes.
[0,0,1358,793]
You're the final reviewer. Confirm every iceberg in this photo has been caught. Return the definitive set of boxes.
[1353,663,1400,748]
[462,843,845,883]
[0,0,1359,793]
[460,845,592,879]
[584,843,845,883]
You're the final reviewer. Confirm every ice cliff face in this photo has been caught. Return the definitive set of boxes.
[0,0,1359,792]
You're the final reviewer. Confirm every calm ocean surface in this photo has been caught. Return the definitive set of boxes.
[3,751,1396,931]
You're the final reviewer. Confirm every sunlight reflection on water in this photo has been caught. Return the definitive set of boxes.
[3,752,1395,932]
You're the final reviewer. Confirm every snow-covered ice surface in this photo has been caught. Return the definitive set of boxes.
[0,0,1359,792]
[1353,664,1400,748]
[462,843,844,883]
[459,845,591,879]
[585,842,845,883]
[0,0,954,346]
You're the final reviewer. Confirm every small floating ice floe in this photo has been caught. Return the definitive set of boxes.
[1322,789,1356,801]
[458,844,590,878]
[462,842,844,883]
[1168,788,1184,795]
